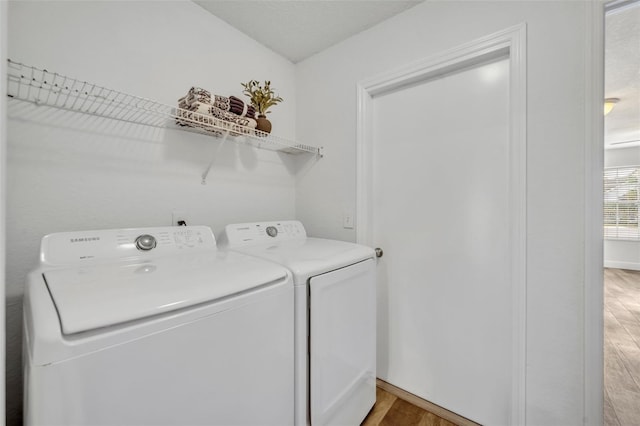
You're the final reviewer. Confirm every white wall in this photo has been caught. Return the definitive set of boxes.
[296,1,595,424]
[6,2,299,424]
[604,146,640,270]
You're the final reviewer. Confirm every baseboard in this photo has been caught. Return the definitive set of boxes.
[375,379,480,426]
[604,261,640,271]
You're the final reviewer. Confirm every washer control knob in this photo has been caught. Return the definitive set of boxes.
[375,247,384,258]
[135,234,157,251]
[266,226,278,238]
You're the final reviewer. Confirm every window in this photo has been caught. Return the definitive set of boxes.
[604,166,640,240]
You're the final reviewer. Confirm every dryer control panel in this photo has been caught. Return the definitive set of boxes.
[223,220,307,247]
[40,226,216,265]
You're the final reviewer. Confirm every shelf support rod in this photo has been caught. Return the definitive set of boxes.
[201,131,230,185]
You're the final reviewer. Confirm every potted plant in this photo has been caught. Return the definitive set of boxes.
[241,80,284,134]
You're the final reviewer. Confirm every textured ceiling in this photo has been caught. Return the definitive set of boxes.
[605,2,640,149]
[194,0,423,63]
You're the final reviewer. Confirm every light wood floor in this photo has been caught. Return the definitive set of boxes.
[362,387,458,426]
[605,268,640,426]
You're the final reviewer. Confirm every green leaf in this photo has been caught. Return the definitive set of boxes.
[239,79,284,114]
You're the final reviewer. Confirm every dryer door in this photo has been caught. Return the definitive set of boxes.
[309,258,376,425]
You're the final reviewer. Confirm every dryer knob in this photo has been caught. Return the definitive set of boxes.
[266,226,278,237]
[135,234,157,251]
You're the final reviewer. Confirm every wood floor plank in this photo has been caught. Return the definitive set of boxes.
[362,388,398,426]
[379,398,425,426]
[608,298,638,324]
[607,387,640,426]
[614,340,640,389]
[609,299,640,349]
[605,271,640,353]
[376,379,479,426]
[606,270,625,297]
[623,303,640,323]
[419,411,457,426]
[605,268,640,426]
[605,341,640,398]
[618,269,640,287]
[604,389,622,426]
[616,271,640,324]
[362,385,463,426]
[605,309,637,348]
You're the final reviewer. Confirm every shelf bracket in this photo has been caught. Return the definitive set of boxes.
[201,131,230,185]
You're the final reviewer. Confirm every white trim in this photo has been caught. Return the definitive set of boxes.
[355,82,373,247]
[508,24,528,426]
[605,0,639,14]
[604,261,640,271]
[356,24,527,425]
[584,2,605,426]
[0,0,7,422]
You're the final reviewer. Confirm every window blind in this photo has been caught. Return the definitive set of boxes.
[604,166,640,240]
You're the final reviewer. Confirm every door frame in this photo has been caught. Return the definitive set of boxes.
[355,24,527,424]
[585,2,605,426]
[0,0,7,421]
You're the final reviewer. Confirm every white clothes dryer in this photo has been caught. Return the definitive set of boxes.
[23,226,294,426]
[220,220,376,426]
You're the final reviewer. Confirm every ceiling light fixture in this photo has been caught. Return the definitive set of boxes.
[604,98,620,116]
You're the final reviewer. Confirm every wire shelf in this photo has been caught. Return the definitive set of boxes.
[6,59,323,157]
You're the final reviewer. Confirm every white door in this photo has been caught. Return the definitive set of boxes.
[372,58,511,425]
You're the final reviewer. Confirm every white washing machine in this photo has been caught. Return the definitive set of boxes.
[23,226,294,426]
[220,220,376,426]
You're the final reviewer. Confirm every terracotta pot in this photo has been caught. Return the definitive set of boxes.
[256,115,272,134]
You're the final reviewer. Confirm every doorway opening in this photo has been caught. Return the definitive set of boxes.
[603,1,640,424]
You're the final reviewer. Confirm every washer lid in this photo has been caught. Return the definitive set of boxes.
[43,251,289,335]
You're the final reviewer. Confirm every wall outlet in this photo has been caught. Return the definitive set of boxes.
[172,210,189,226]
[343,210,354,229]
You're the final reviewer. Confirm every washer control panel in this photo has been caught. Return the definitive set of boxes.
[40,226,216,265]
[223,220,307,247]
